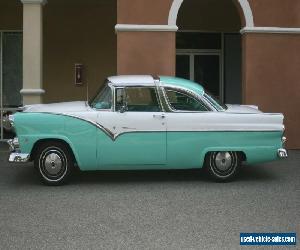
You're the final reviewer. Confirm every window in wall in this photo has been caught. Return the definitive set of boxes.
[176,32,221,50]
[2,32,22,108]
[176,55,190,80]
[0,32,22,140]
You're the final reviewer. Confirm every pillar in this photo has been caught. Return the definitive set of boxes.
[21,0,46,104]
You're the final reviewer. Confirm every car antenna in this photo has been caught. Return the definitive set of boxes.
[86,80,89,103]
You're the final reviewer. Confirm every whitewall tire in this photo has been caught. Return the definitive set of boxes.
[205,151,240,182]
[34,142,73,185]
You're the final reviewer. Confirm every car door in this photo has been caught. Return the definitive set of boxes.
[162,87,214,168]
[96,86,167,168]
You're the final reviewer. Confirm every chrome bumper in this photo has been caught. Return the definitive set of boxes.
[7,137,30,163]
[9,153,30,163]
[7,137,20,150]
[278,148,288,158]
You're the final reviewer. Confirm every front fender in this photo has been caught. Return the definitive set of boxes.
[14,112,98,170]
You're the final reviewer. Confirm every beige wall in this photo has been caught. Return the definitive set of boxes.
[177,0,241,32]
[117,0,173,25]
[43,1,117,103]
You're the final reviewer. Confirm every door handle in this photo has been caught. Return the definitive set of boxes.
[153,114,166,119]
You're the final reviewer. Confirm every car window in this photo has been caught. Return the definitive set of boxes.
[204,91,227,111]
[165,88,209,112]
[115,87,161,112]
[90,84,112,110]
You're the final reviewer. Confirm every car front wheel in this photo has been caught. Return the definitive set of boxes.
[34,142,73,185]
[205,151,240,182]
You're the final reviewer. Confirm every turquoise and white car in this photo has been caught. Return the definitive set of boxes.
[7,75,287,185]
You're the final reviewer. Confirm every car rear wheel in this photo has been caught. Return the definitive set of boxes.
[205,151,240,182]
[34,141,73,185]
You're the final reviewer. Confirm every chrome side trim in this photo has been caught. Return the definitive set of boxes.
[156,81,172,112]
[9,153,30,163]
[277,149,288,158]
[61,113,116,139]
[154,84,165,112]
[15,111,117,141]
[23,112,285,143]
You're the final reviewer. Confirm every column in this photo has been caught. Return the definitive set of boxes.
[21,0,46,105]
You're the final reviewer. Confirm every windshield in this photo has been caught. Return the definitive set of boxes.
[203,91,227,111]
[89,83,112,110]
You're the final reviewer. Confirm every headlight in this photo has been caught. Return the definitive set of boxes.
[13,137,19,148]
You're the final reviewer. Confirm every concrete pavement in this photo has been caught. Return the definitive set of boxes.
[0,145,299,249]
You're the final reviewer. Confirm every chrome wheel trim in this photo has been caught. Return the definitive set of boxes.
[210,151,237,178]
[44,152,63,175]
[39,147,68,182]
[215,152,232,171]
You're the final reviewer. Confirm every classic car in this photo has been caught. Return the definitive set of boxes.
[7,75,287,185]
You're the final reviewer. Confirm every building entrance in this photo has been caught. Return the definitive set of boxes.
[176,32,241,104]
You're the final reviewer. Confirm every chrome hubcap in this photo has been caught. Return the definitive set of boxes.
[44,151,63,175]
[215,152,232,171]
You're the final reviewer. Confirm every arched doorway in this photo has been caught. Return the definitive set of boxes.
[170,0,253,104]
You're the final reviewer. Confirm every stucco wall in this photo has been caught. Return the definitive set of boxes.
[117,0,173,25]
[117,32,175,76]
[248,0,300,27]
[243,34,300,149]
[43,1,117,103]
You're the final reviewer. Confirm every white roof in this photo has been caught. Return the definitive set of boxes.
[107,75,155,86]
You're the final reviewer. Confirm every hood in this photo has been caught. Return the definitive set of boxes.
[225,104,262,114]
[23,101,90,113]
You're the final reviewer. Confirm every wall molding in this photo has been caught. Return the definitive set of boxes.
[20,89,45,95]
[237,0,254,27]
[115,24,300,34]
[241,27,300,34]
[168,0,184,26]
[168,0,254,27]
[115,24,178,32]
[21,0,47,5]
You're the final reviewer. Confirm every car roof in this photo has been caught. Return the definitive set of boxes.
[108,75,155,86]
[159,76,205,96]
[107,75,205,96]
